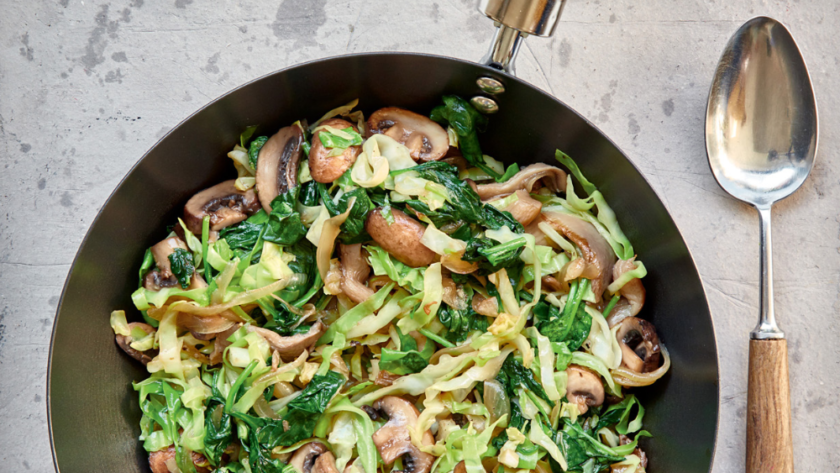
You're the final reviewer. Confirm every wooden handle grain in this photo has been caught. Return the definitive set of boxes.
[747,339,794,473]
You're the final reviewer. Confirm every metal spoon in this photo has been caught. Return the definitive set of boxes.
[705,16,817,473]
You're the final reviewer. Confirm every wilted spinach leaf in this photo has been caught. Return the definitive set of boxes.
[336,188,373,244]
[168,248,195,288]
[438,305,489,343]
[533,292,592,351]
[558,419,624,472]
[496,356,550,403]
[379,328,435,375]
[429,96,499,179]
[298,181,320,207]
[264,187,307,246]
[248,135,269,170]
[204,370,233,467]
[462,237,525,275]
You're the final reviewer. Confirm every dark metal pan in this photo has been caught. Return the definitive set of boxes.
[48,2,719,472]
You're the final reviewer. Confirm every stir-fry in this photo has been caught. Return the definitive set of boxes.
[111,96,668,473]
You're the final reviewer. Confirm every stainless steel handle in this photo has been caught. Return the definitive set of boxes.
[478,0,568,75]
[752,205,784,340]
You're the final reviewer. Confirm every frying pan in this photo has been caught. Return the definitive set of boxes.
[48,1,719,472]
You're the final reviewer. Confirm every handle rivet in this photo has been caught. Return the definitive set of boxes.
[470,96,499,114]
[476,77,506,95]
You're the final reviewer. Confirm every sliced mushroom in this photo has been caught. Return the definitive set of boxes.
[115,322,156,365]
[209,324,243,365]
[143,269,179,291]
[309,118,362,183]
[371,396,435,473]
[487,189,542,226]
[365,208,437,268]
[565,365,605,415]
[616,317,661,373]
[340,243,374,304]
[454,461,467,473]
[343,458,362,473]
[523,215,550,247]
[313,451,340,473]
[151,236,188,279]
[256,125,304,211]
[367,107,449,162]
[184,180,261,234]
[475,163,567,200]
[246,321,327,361]
[612,257,646,316]
[290,442,328,473]
[542,211,616,303]
[149,446,211,473]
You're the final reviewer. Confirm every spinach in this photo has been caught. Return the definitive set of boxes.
[552,342,573,371]
[398,161,523,233]
[229,412,290,473]
[429,96,501,180]
[318,127,363,149]
[240,126,258,148]
[533,286,592,351]
[379,327,435,375]
[263,187,307,246]
[221,187,308,250]
[204,370,234,466]
[335,188,373,244]
[168,248,195,288]
[491,399,526,450]
[248,136,269,170]
[279,239,318,303]
[272,370,345,445]
[298,181,320,207]
[220,211,269,250]
[438,305,489,343]
[594,395,644,435]
[557,419,624,472]
[496,356,551,403]
[462,237,526,274]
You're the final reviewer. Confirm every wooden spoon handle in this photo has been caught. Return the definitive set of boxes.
[747,338,794,472]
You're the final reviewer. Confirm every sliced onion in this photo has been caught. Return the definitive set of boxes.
[611,343,671,387]
[484,379,511,427]
[177,313,236,335]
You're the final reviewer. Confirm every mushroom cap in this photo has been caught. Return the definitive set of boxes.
[565,365,605,414]
[309,118,362,184]
[290,442,328,473]
[615,317,661,373]
[365,208,437,268]
[149,446,210,473]
[367,107,449,162]
[115,322,156,365]
[143,269,179,291]
[150,236,188,279]
[339,243,374,304]
[256,125,304,211]
[370,396,435,473]
[246,320,327,361]
[184,180,261,234]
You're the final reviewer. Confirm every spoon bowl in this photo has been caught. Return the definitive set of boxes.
[706,16,818,207]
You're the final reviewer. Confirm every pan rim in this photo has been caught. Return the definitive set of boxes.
[47,50,721,473]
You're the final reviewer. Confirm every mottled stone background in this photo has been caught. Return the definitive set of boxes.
[1,0,837,471]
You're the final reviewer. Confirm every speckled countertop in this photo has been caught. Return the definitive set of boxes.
[1,0,838,471]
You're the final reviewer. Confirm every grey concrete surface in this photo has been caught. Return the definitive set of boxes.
[1,0,838,471]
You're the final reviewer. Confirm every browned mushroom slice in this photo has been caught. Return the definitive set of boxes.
[367,107,449,162]
[309,118,362,184]
[365,208,437,268]
[487,189,542,226]
[612,257,646,316]
[616,317,661,373]
[313,451,340,473]
[475,163,567,200]
[149,446,211,473]
[150,236,188,279]
[256,125,304,211]
[246,321,327,361]
[542,211,616,303]
[340,243,374,304]
[183,180,261,234]
[565,365,605,414]
[290,442,328,473]
[370,396,435,473]
[143,269,179,291]
[115,322,156,365]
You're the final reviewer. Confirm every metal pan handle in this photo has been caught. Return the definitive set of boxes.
[478,0,567,75]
